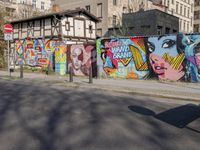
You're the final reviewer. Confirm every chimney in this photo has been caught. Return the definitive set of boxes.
[52,4,60,13]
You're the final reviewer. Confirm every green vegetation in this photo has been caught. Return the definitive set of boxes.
[0,7,9,68]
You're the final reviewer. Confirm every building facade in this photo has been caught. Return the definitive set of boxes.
[10,9,99,75]
[54,0,164,37]
[115,9,179,36]
[194,0,200,32]
[0,0,52,20]
[158,0,194,33]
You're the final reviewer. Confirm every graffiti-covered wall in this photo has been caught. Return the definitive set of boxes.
[97,34,200,83]
[14,39,67,75]
[67,44,97,76]
[97,38,149,79]
[13,39,96,76]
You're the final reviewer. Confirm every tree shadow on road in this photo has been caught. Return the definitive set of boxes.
[0,79,200,150]
[128,104,200,133]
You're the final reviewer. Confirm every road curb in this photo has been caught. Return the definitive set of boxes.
[69,83,200,103]
[1,74,199,103]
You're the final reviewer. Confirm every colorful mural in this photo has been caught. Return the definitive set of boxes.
[14,38,67,75]
[97,34,200,83]
[55,41,67,75]
[13,34,200,83]
[98,38,149,79]
[147,35,185,81]
[180,34,200,82]
[15,40,24,65]
[15,39,49,68]
[67,44,96,76]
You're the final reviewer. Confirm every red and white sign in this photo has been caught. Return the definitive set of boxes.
[3,24,13,33]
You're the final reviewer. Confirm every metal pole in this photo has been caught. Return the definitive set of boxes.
[7,40,10,76]
[89,66,93,84]
[20,62,23,78]
[69,66,73,82]
[20,49,24,78]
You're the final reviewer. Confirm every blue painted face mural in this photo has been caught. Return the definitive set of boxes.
[181,34,200,82]
[147,35,185,81]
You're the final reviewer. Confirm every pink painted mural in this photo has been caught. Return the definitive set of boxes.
[67,44,96,76]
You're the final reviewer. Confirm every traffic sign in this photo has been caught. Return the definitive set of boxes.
[3,24,13,33]
[4,33,13,41]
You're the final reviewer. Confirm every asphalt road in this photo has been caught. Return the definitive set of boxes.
[0,78,199,150]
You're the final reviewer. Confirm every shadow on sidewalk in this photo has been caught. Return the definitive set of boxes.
[128,104,200,133]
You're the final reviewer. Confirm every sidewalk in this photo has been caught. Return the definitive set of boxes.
[0,70,200,102]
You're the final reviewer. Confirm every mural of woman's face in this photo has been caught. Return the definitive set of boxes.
[71,48,83,70]
[147,36,184,80]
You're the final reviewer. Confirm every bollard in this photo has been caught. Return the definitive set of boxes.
[9,69,11,77]
[20,63,23,78]
[69,66,73,82]
[89,66,93,84]
[9,68,14,77]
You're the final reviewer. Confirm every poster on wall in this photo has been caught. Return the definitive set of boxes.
[67,44,96,77]
[55,41,67,75]
[146,35,185,81]
[97,38,149,79]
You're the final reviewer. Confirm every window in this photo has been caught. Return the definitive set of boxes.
[41,1,45,10]
[89,25,93,34]
[123,7,127,13]
[113,0,117,6]
[32,0,36,8]
[184,6,186,16]
[172,9,174,15]
[165,27,170,34]
[173,29,177,33]
[191,3,193,13]
[194,24,199,32]
[97,28,102,37]
[176,2,179,13]
[113,15,117,26]
[194,11,198,19]
[65,21,70,31]
[20,0,27,4]
[187,22,189,32]
[97,3,102,18]
[85,5,90,12]
[180,4,182,15]
[183,20,186,31]
[180,19,182,30]
[157,26,162,35]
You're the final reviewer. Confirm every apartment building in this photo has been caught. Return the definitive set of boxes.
[54,0,164,37]
[0,0,51,20]
[159,0,194,33]
[194,0,200,32]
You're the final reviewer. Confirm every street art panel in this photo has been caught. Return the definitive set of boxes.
[14,39,68,75]
[44,39,57,68]
[15,39,49,68]
[15,40,24,65]
[55,41,67,75]
[67,44,96,76]
[146,35,185,81]
[97,38,149,79]
[180,34,200,82]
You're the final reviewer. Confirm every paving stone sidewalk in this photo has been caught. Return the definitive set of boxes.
[0,70,200,102]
